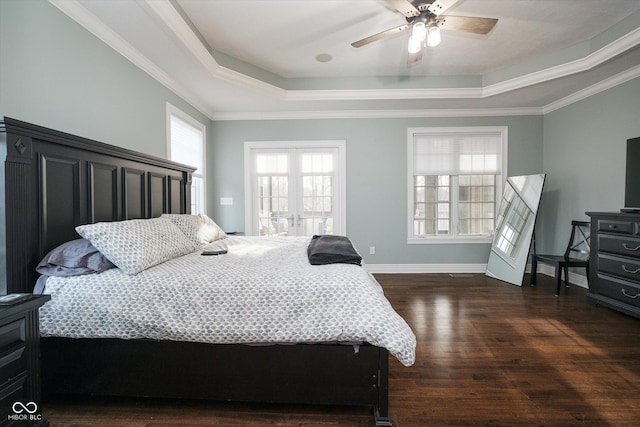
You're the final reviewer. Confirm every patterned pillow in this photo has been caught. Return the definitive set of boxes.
[161,214,227,247]
[76,218,196,275]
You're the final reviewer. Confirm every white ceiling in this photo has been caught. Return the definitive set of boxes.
[50,0,640,120]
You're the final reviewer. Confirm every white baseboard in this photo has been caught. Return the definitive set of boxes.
[365,263,487,274]
[365,263,588,289]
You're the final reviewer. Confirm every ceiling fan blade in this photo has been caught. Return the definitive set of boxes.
[351,24,409,48]
[436,15,498,35]
[427,0,459,16]
[384,0,420,18]
[407,48,423,64]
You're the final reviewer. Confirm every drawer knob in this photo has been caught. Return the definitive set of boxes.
[622,265,640,274]
[609,224,617,229]
[623,243,640,251]
[622,289,640,299]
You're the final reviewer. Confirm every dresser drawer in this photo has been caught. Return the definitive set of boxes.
[598,253,640,282]
[595,274,640,309]
[597,219,639,235]
[598,234,640,258]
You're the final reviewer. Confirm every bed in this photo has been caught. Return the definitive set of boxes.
[0,116,416,426]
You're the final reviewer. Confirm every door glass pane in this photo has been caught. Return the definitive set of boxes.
[256,153,290,236]
[301,153,334,236]
[302,175,333,235]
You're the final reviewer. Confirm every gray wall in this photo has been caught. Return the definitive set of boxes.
[0,0,210,157]
[539,77,640,253]
[209,116,543,265]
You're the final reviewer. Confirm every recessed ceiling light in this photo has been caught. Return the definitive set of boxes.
[315,53,333,63]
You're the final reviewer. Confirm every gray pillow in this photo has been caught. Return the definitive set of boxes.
[36,238,115,277]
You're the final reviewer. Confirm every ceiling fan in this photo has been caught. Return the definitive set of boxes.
[351,0,498,64]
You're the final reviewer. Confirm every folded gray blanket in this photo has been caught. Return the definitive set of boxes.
[307,235,362,266]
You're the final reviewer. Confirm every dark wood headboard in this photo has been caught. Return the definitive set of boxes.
[0,116,195,294]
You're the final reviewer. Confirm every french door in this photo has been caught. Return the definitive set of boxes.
[245,141,346,237]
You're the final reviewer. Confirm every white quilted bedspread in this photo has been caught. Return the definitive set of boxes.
[39,236,416,366]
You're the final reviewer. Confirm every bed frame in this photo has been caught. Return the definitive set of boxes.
[0,117,392,426]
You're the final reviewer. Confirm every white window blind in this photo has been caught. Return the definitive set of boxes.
[170,115,204,173]
[413,132,502,176]
[167,105,206,215]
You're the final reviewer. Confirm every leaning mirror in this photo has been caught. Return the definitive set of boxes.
[486,174,546,286]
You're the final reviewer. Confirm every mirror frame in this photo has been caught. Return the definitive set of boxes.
[486,174,546,286]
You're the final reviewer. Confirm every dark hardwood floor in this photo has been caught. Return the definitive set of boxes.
[43,273,640,426]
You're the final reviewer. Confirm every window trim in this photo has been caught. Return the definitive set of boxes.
[166,102,206,215]
[407,126,508,245]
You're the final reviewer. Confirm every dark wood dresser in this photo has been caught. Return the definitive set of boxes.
[586,212,640,319]
[0,295,50,426]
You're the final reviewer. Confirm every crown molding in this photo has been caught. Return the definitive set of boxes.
[210,107,543,121]
[48,0,216,118]
[142,0,220,77]
[543,63,640,114]
[142,0,286,100]
[484,26,640,99]
[211,67,640,121]
[285,87,484,101]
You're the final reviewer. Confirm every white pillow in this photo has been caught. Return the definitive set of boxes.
[76,217,196,275]
[161,214,227,246]
[198,214,227,243]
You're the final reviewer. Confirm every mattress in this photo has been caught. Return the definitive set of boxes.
[38,236,416,366]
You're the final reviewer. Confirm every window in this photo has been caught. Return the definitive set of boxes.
[167,103,206,214]
[408,127,507,243]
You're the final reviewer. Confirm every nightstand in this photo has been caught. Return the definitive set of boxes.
[0,295,50,426]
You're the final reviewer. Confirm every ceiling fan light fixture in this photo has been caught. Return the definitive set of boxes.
[407,35,422,54]
[411,21,427,42]
[351,0,499,64]
[426,23,441,47]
